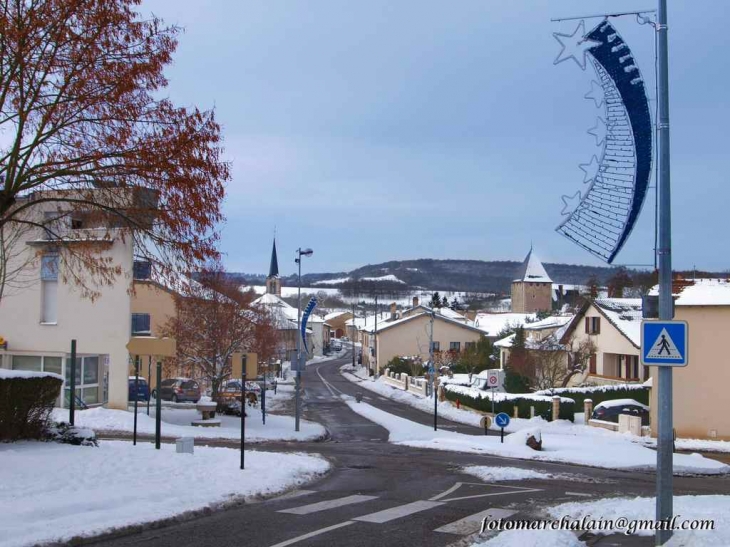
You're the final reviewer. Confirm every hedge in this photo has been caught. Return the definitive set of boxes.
[443,387,575,422]
[533,384,650,409]
[0,371,62,441]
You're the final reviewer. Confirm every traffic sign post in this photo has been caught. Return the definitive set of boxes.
[487,371,499,415]
[641,321,688,367]
[495,412,510,443]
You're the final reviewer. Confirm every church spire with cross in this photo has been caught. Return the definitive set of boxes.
[265,237,281,296]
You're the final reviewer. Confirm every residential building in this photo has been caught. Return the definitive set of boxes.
[473,312,537,342]
[511,247,553,313]
[648,278,730,440]
[325,311,353,339]
[0,190,139,409]
[494,315,574,369]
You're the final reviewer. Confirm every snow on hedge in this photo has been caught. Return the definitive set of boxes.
[444,384,575,405]
[0,441,329,547]
[533,383,647,396]
[0,369,63,381]
[594,398,649,411]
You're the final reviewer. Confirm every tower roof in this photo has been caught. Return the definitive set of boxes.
[268,238,279,278]
[515,247,552,283]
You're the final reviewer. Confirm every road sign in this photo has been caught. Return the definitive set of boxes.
[480,415,492,429]
[487,371,499,388]
[641,320,688,367]
[494,412,510,428]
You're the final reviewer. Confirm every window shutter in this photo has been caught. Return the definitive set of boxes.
[596,317,601,334]
[584,317,589,333]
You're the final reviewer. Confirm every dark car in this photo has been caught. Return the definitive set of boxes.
[152,378,201,403]
[592,398,650,426]
[128,376,150,402]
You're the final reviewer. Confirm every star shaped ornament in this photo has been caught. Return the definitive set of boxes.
[579,155,601,184]
[553,21,601,70]
[588,117,611,146]
[560,191,582,216]
[585,80,605,109]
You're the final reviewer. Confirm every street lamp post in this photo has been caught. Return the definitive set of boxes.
[295,247,313,433]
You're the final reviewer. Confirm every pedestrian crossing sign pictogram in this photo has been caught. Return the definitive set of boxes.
[641,320,688,367]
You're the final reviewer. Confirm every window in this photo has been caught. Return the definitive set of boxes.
[584,316,601,334]
[133,260,152,280]
[449,342,461,352]
[12,355,62,376]
[431,341,440,352]
[41,253,59,323]
[65,355,102,406]
[131,313,151,335]
[464,342,475,351]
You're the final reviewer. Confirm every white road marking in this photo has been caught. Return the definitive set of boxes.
[353,500,444,524]
[278,494,378,515]
[435,508,517,535]
[315,365,342,397]
[565,491,592,497]
[268,521,354,547]
[439,488,542,502]
[429,482,463,501]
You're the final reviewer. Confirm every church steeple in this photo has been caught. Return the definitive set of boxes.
[266,238,281,296]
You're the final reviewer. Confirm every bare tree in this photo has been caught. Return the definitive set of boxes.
[531,336,597,391]
[0,0,229,301]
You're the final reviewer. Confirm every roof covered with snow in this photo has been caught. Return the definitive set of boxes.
[372,311,484,335]
[593,298,643,348]
[474,313,536,337]
[514,248,552,283]
[649,278,730,306]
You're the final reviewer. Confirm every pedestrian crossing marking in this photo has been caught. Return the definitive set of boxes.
[278,494,378,515]
[353,500,444,523]
[434,508,517,535]
[646,328,682,360]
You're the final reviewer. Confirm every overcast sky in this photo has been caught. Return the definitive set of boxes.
[143,0,729,276]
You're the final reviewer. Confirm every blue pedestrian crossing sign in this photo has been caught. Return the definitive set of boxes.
[641,320,689,367]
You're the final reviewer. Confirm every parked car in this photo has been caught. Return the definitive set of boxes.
[340,336,350,343]
[216,380,260,415]
[591,398,650,426]
[331,340,342,351]
[152,378,200,403]
[128,376,150,402]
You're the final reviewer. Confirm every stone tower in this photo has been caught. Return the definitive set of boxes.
[511,247,552,313]
[265,238,281,296]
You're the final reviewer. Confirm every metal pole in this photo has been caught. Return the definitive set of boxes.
[295,251,301,432]
[656,0,673,543]
[69,339,77,425]
[352,301,356,369]
[431,311,437,430]
[155,360,162,449]
[133,355,139,445]
[241,355,246,469]
[147,356,151,415]
[374,296,378,377]
[261,378,266,425]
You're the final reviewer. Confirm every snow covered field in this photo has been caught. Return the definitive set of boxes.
[473,529,583,547]
[0,441,329,547]
[51,406,326,442]
[342,398,729,475]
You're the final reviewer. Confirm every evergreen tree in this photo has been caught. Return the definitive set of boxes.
[429,292,442,308]
[504,327,532,393]
[450,296,460,310]
[441,295,449,308]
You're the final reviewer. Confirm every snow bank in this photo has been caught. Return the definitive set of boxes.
[0,369,63,381]
[342,398,729,475]
[51,406,325,443]
[473,529,584,547]
[533,383,647,396]
[594,398,649,411]
[461,465,553,482]
[445,384,575,404]
[0,441,329,547]
[547,495,730,545]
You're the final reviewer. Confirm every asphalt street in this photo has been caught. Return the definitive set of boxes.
[89,353,730,547]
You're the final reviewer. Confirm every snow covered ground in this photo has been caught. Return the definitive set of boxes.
[473,529,583,547]
[342,397,729,475]
[51,405,326,442]
[461,466,557,482]
[342,368,730,454]
[0,441,329,547]
[546,495,730,546]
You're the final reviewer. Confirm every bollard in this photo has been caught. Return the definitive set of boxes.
[530,405,535,419]
[552,396,560,422]
[513,405,519,419]
[355,392,363,403]
[456,399,460,410]
[584,399,593,425]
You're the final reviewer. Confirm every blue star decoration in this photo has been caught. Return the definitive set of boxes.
[585,80,605,109]
[579,155,601,184]
[553,21,601,71]
[560,191,582,216]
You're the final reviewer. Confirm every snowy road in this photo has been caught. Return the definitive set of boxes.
[88,352,730,547]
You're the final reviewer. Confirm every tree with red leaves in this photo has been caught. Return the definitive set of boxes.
[0,0,229,300]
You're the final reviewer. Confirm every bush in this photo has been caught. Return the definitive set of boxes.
[0,371,62,441]
[386,356,413,376]
[443,386,575,422]
[533,384,650,409]
[47,422,98,447]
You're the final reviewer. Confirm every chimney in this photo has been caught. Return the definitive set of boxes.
[390,302,397,321]
[413,296,419,308]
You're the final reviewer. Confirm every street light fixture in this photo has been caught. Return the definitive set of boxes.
[295,247,313,432]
